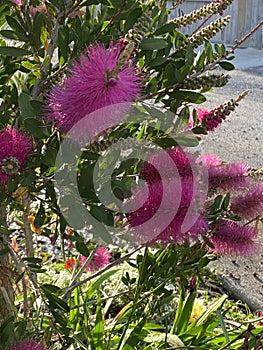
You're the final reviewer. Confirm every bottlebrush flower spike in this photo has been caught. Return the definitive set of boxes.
[80,247,111,272]
[177,16,231,50]
[208,219,258,256]
[172,0,233,27]
[0,127,31,185]
[12,0,22,6]
[208,162,249,191]
[196,154,222,167]
[231,183,263,220]
[45,43,141,132]
[8,339,48,350]
[127,147,208,244]
[180,74,230,90]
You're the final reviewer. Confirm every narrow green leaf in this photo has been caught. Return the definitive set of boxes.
[76,241,90,257]
[93,294,104,350]
[0,46,31,57]
[140,38,168,50]
[18,92,36,119]
[34,203,45,228]
[86,269,119,299]
[196,294,228,327]
[0,30,28,42]
[154,22,177,35]
[147,56,167,68]
[6,15,26,34]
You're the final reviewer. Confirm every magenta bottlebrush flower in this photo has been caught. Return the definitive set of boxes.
[80,247,111,272]
[208,162,249,191]
[231,183,263,220]
[0,127,31,184]
[127,170,208,244]
[140,147,195,184]
[196,154,222,167]
[8,340,48,350]
[197,108,229,132]
[208,219,258,256]
[12,0,22,6]
[45,43,141,132]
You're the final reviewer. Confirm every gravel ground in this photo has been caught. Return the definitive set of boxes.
[202,65,263,311]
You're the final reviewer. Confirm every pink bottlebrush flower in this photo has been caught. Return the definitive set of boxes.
[231,183,263,220]
[80,247,111,272]
[30,5,48,17]
[208,219,258,256]
[140,147,195,184]
[12,0,22,6]
[45,43,141,132]
[197,108,226,132]
[8,339,48,350]
[127,175,208,244]
[126,146,209,244]
[64,258,76,270]
[208,162,249,191]
[0,127,31,184]
[196,154,222,167]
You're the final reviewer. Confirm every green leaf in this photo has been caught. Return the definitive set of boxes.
[124,7,142,32]
[76,241,90,257]
[15,271,25,284]
[20,170,36,187]
[140,38,168,50]
[169,91,206,104]
[219,61,235,71]
[143,332,185,347]
[0,46,31,57]
[33,12,45,48]
[34,203,45,228]
[93,294,104,350]
[163,62,175,86]
[209,195,223,214]
[41,284,62,294]
[90,205,114,226]
[0,247,10,256]
[86,269,119,299]
[0,30,28,42]
[214,43,226,56]
[147,56,167,68]
[18,92,35,119]
[222,192,230,210]
[23,118,49,138]
[41,286,70,312]
[195,294,228,327]
[154,22,177,35]
[5,15,26,34]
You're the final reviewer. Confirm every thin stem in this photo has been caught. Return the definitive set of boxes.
[31,0,74,98]
[62,245,144,301]
[192,13,214,35]
[5,239,28,318]
[191,19,263,79]
[142,19,263,102]
[63,244,99,301]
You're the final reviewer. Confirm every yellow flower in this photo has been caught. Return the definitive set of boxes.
[189,299,206,323]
